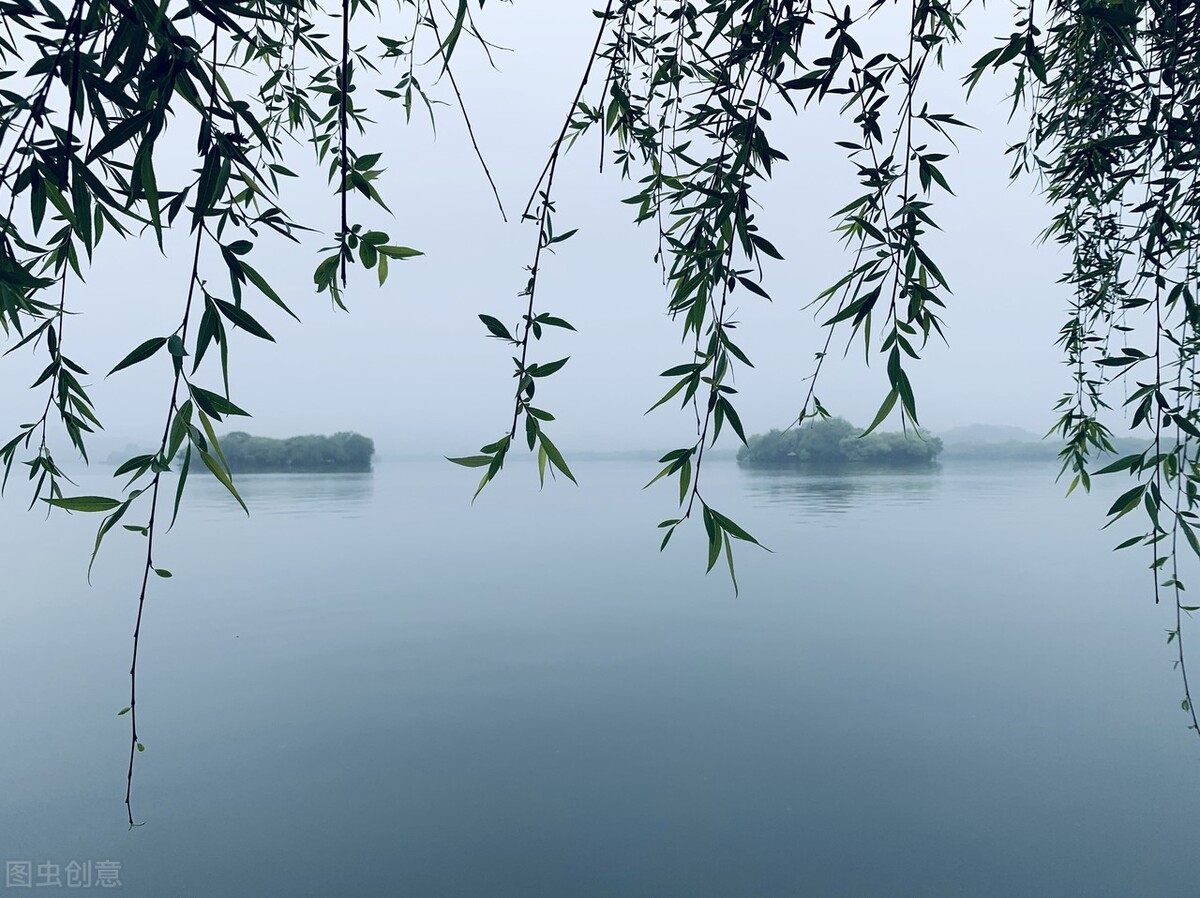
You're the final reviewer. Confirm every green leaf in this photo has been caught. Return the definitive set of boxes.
[45,496,122,512]
[190,386,251,419]
[861,388,899,436]
[85,110,152,163]
[537,432,576,484]
[723,531,739,596]
[708,508,765,548]
[200,450,248,515]
[1106,483,1147,521]
[719,399,747,444]
[703,506,721,573]
[737,277,771,299]
[1092,453,1143,476]
[529,357,569,378]
[113,454,155,477]
[354,152,383,172]
[137,148,162,247]
[479,315,513,341]
[446,455,492,468]
[88,491,139,577]
[169,444,192,531]
[109,337,166,375]
[646,377,689,414]
[1181,519,1200,559]
[168,401,193,463]
[195,408,226,468]
[1174,414,1200,439]
[660,364,703,378]
[749,233,784,260]
[536,315,576,331]
[359,241,378,270]
[215,299,275,342]
[525,411,539,450]
[644,462,677,491]
[659,525,677,552]
[242,262,298,320]
[378,245,422,260]
[435,0,469,70]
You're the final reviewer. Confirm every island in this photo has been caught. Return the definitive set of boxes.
[737,417,942,466]
[220,431,374,473]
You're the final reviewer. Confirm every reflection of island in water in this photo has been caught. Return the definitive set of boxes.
[737,462,941,519]
[186,467,375,518]
[176,432,376,518]
[221,431,374,473]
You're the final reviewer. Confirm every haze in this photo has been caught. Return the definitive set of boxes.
[3,2,1070,461]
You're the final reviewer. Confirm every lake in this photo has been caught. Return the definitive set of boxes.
[2,458,1198,896]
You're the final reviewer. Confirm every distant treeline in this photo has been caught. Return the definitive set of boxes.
[221,432,374,472]
[939,436,1147,461]
[737,418,942,465]
[940,441,1058,461]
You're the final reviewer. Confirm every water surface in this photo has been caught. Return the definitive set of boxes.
[1,459,1197,896]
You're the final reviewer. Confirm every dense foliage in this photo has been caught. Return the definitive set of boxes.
[221,431,373,472]
[0,0,1198,818]
[737,418,942,465]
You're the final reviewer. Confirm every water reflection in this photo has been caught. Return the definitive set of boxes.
[184,470,374,518]
[737,462,941,519]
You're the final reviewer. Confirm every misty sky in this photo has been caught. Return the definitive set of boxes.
[4,2,1079,459]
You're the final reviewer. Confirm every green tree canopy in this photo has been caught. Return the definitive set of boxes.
[737,418,942,465]
[221,431,374,472]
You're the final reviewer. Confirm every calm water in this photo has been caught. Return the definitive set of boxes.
[2,458,1198,896]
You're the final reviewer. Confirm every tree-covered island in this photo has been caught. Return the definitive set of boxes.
[220,432,374,473]
[737,418,942,466]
